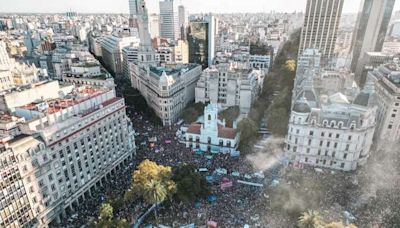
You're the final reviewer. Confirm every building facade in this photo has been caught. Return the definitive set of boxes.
[130,63,202,126]
[350,0,396,85]
[285,94,376,171]
[195,63,264,113]
[299,0,344,60]
[101,33,139,75]
[188,15,217,69]
[0,81,136,227]
[367,59,400,145]
[159,0,178,41]
[183,103,240,153]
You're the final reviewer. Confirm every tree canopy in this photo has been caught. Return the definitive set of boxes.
[173,164,210,204]
[298,210,323,228]
[99,203,113,222]
[125,159,176,204]
[237,117,258,151]
[219,106,240,127]
[181,102,206,124]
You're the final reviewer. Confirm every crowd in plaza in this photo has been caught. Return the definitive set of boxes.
[53,103,284,227]
[53,102,400,228]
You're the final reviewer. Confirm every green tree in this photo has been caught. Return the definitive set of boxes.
[181,102,206,123]
[99,203,113,222]
[173,164,210,204]
[267,107,289,136]
[219,106,240,127]
[125,160,176,223]
[237,117,258,145]
[143,180,167,222]
[298,210,323,228]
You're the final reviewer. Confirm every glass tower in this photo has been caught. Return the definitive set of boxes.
[350,0,396,85]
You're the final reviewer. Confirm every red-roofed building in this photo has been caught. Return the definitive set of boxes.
[183,104,240,153]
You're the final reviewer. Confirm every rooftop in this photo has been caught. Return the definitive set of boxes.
[18,85,111,114]
[149,63,199,77]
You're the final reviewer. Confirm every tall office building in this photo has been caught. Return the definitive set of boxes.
[350,0,396,86]
[299,0,344,60]
[187,15,218,69]
[159,0,178,41]
[178,5,187,40]
[128,0,140,27]
[149,13,160,38]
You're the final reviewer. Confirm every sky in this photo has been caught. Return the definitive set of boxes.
[1,0,399,14]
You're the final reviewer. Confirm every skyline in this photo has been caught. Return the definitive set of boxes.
[2,0,399,14]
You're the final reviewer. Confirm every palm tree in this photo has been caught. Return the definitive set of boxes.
[298,210,323,228]
[143,180,167,224]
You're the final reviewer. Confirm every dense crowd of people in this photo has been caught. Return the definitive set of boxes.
[53,104,284,227]
[53,102,400,228]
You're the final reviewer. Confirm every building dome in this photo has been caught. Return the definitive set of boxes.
[293,97,311,113]
[159,71,168,84]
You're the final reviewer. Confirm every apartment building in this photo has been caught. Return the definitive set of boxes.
[130,63,202,126]
[367,58,400,145]
[195,63,264,113]
[0,81,136,227]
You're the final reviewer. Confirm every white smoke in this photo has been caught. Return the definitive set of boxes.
[246,137,285,171]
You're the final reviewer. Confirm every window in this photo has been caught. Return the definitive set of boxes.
[319,141,323,146]
[308,139,312,146]
[341,163,345,168]
[348,136,352,141]
[309,131,314,136]
[305,157,308,162]
[332,152,336,158]
[388,125,393,129]
[208,115,211,121]
[344,153,348,159]
[328,133,332,138]
[307,148,310,153]
[336,134,340,139]
[321,132,325,137]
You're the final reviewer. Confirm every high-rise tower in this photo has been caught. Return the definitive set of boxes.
[159,0,179,41]
[187,15,217,69]
[350,0,396,87]
[299,0,344,61]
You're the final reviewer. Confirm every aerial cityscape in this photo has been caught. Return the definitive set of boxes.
[0,0,400,227]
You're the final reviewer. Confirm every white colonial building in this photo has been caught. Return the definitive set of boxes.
[183,103,240,153]
[195,63,264,113]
